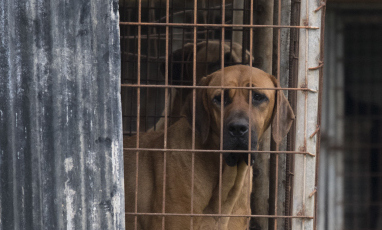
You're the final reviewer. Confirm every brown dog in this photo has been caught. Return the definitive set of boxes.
[151,41,252,131]
[124,65,294,229]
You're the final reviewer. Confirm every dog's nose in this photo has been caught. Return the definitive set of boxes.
[228,121,249,137]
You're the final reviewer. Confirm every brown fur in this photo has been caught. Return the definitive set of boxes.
[124,65,294,229]
[152,41,252,131]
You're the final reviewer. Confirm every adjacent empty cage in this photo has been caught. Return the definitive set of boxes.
[319,6,382,230]
[119,0,324,229]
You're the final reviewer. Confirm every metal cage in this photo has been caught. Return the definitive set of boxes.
[120,0,325,229]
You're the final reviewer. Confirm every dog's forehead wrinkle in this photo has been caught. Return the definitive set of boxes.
[226,110,247,120]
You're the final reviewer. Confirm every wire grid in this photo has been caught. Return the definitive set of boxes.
[319,9,382,230]
[119,0,323,229]
[342,12,382,230]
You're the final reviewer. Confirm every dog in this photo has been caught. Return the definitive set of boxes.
[124,65,294,229]
[151,41,252,131]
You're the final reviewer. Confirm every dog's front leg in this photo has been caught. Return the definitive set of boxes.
[200,161,252,230]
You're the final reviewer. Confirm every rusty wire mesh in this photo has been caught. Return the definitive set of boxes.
[119,0,324,229]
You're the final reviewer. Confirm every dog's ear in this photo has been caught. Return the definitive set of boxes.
[160,43,194,84]
[269,76,295,144]
[182,76,212,144]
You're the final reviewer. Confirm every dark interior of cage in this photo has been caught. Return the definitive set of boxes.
[120,0,258,135]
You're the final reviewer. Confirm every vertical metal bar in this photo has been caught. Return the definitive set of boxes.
[247,1,254,229]
[128,13,135,135]
[153,23,160,130]
[219,0,226,228]
[190,0,197,228]
[162,0,170,228]
[134,0,142,229]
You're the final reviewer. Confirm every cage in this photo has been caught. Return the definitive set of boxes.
[119,0,324,229]
[319,4,382,230]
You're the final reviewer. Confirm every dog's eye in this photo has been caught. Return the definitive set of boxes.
[252,92,267,104]
[213,95,222,104]
[213,91,230,106]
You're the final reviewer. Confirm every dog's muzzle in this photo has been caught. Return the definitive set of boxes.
[223,118,257,167]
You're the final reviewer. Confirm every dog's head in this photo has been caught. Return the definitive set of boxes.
[162,41,251,85]
[183,65,295,166]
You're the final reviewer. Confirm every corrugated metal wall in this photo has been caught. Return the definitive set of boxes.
[0,0,124,229]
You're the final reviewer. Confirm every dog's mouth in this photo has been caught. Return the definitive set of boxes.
[223,143,256,167]
[222,118,258,167]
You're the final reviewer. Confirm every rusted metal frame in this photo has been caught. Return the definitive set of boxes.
[119,21,320,29]
[204,3,209,78]
[161,0,170,228]
[125,212,314,219]
[124,148,316,156]
[153,13,162,131]
[128,16,135,135]
[151,0,159,59]
[269,0,280,228]
[313,1,326,230]
[144,23,151,131]
[123,114,181,120]
[120,30,212,40]
[219,0,226,228]
[134,0,142,228]
[313,1,325,13]
[247,0,254,229]
[151,0,159,130]
[179,17,186,112]
[121,84,318,92]
[121,3,234,22]
[155,0,163,134]
[308,62,323,70]
[123,0,322,227]
[309,125,320,139]
[190,0,197,228]
[119,1,127,134]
